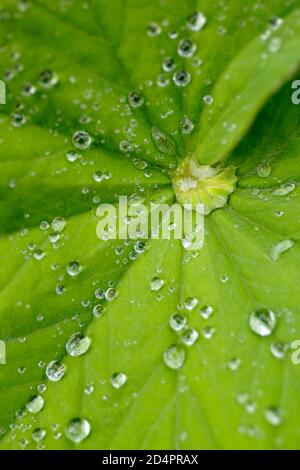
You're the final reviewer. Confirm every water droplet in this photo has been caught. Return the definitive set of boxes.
[66,261,81,277]
[147,22,161,37]
[264,407,282,426]
[66,150,80,162]
[150,277,164,291]
[178,39,197,58]
[268,37,282,53]
[200,305,214,319]
[151,126,176,156]
[203,95,214,105]
[65,418,91,444]
[173,70,191,87]
[257,162,271,178]
[26,395,44,414]
[72,130,92,150]
[269,17,283,31]
[228,357,241,371]
[270,342,286,360]
[66,332,91,357]
[162,57,176,73]
[39,69,58,89]
[93,304,105,318]
[163,345,185,370]
[270,239,294,262]
[22,82,36,97]
[32,428,46,443]
[184,297,198,311]
[52,217,66,232]
[11,113,26,128]
[187,11,207,32]
[105,288,118,301]
[111,372,127,389]
[128,91,144,108]
[182,328,199,346]
[180,116,194,135]
[202,326,216,339]
[249,308,276,337]
[169,314,187,332]
[46,360,67,382]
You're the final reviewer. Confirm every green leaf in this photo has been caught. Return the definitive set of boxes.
[0,0,300,450]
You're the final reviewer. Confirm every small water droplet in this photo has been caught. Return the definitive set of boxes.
[203,95,214,105]
[200,305,214,319]
[182,328,199,346]
[187,11,207,32]
[128,91,144,108]
[111,372,127,389]
[173,70,191,87]
[39,69,58,89]
[180,116,194,135]
[32,428,46,443]
[270,342,286,360]
[169,314,187,332]
[228,357,241,371]
[257,162,272,178]
[147,22,161,37]
[151,126,176,156]
[184,297,198,311]
[162,57,176,72]
[268,37,282,53]
[66,261,81,277]
[72,130,92,150]
[178,39,197,58]
[150,277,164,291]
[264,407,282,426]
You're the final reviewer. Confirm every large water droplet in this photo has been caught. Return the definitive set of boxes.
[249,308,276,337]
[270,239,294,262]
[66,333,91,357]
[163,345,185,370]
[65,418,91,444]
[46,360,67,382]
[26,395,44,414]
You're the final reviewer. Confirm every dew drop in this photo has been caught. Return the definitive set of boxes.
[273,182,295,197]
[151,126,176,156]
[270,342,286,360]
[257,162,271,178]
[147,22,161,37]
[46,360,67,382]
[249,308,276,337]
[66,332,91,357]
[182,328,199,346]
[39,69,58,89]
[32,428,46,443]
[162,57,176,73]
[52,217,66,232]
[228,357,241,371]
[11,113,26,128]
[105,287,118,301]
[187,11,207,32]
[173,70,191,87]
[150,277,164,291]
[200,305,214,319]
[270,239,294,262]
[169,313,187,332]
[66,261,81,277]
[184,297,198,311]
[203,95,214,105]
[93,304,105,318]
[163,345,185,370]
[65,418,91,444]
[111,372,127,389]
[72,130,92,150]
[26,395,44,414]
[264,407,282,426]
[180,116,194,135]
[178,39,197,58]
[128,91,144,108]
